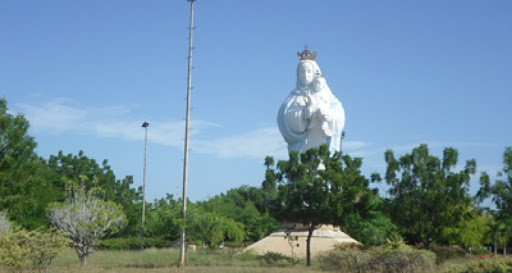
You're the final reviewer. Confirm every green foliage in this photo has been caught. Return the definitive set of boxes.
[186,205,245,247]
[317,246,437,273]
[198,186,281,243]
[476,147,512,254]
[0,98,62,230]
[318,250,372,272]
[472,247,492,255]
[257,251,299,266]
[143,194,181,240]
[99,236,171,250]
[440,210,490,248]
[443,256,512,273]
[265,144,395,265]
[378,144,476,247]
[0,229,69,272]
[429,245,467,264]
[477,147,512,218]
[45,151,142,237]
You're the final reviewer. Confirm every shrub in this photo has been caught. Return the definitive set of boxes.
[430,245,467,264]
[0,229,68,272]
[318,246,437,273]
[318,250,371,272]
[333,242,362,252]
[443,256,512,273]
[372,248,436,273]
[258,251,299,266]
[472,247,491,255]
[99,237,172,250]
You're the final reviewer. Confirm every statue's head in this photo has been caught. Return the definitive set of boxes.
[296,46,322,90]
[297,61,315,88]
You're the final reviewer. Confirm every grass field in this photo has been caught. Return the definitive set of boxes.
[0,248,323,273]
[0,247,480,273]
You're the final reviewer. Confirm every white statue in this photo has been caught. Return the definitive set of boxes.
[277,47,345,154]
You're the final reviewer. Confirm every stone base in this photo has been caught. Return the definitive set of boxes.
[244,224,358,258]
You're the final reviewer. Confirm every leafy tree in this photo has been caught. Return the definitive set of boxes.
[46,151,141,236]
[48,186,127,266]
[198,186,280,242]
[267,144,383,266]
[376,144,476,248]
[186,205,245,247]
[0,98,62,229]
[143,194,182,240]
[477,147,512,254]
[440,208,490,249]
[477,147,512,219]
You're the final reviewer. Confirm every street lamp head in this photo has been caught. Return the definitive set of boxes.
[141,121,149,128]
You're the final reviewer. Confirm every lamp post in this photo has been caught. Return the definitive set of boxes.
[141,121,149,250]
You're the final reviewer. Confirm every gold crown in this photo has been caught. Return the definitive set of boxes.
[297,45,317,61]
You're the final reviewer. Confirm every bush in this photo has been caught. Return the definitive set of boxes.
[372,248,436,273]
[318,246,437,273]
[99,237,172,250]
[0,229,68,272]
[430,245,467,264]
[443,255,512,273]
[318,250,372,272]
[333,242,362,252]
[472,247,491,255]
[258,251,299,266]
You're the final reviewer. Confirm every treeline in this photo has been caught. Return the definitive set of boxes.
[1,97,511,253]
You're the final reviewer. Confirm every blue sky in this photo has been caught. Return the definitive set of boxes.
[1,1,511,202]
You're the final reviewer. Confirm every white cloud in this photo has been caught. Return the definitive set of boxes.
[15,98,376,160]
[17,98,87,133]
[192,127,288,159]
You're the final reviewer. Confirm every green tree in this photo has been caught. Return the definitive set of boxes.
[440,208,490,249]
[477,147,512,254]
[186,205,245,247]
[377,144,476,248]
[268,144,381,266]
[143,194,182,240]
[198,186,280,243]
[48,186,127,266]
[0,98,62,229]
[46,151,141,236]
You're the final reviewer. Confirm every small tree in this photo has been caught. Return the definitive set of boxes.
[48,187,126,266]
[267,144,373,266]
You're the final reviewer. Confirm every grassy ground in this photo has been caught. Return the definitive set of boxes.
[0,247,481,273]
[0,248,322,273]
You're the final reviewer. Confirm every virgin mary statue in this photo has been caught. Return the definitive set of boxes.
[277,47,345,154]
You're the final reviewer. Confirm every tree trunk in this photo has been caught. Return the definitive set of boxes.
[504,242,507,255]
[494,237,497,255]
[80,255,87,267]
[306,227,314,266]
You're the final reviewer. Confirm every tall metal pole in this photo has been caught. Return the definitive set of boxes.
[141,121,149,250]
[179,0,195,267]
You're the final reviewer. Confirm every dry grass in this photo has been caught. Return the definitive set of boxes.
[0,247,479,273]
[0,248,322,273]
